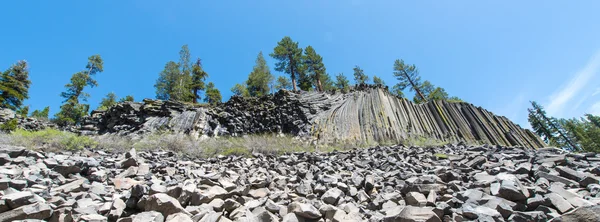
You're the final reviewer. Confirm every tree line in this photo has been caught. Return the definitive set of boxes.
[3,35,597,154]
[528,101,600,152]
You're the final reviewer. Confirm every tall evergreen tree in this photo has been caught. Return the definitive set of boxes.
[155,45,198,102]
[247,52,274,96]
[55,55,103,126]
[393,59,426,102]
[373,75,385,85]
[0,60,31,110]
[527,101,577,150]
[353,66,369,85]
[335,73,350,92]
[303,46,326,91]
[204,82,222,105]
[155,61,180,100]
[270,37,303,91]
[274,76,292,91]
[191,58,208,103]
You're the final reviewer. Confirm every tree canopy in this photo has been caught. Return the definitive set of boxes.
[55,55,103,127]
[270,37,303,91]
[274,76,292,91]
[393,59,425,102]
[353,66,369,85]
[335,73,350,92]
[204,82,222,105]
[247,52,274,96]
[0,60,31,110]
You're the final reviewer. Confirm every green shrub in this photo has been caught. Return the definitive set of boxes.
[0,119,18,132]
[7,129,97,151]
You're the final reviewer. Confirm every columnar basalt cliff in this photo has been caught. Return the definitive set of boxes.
[80,86,545,148]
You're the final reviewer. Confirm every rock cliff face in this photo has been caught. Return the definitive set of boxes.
[80,86,545,148]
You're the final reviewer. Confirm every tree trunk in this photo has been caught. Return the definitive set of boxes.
[290,55,297,91]
[404,70,427,102]
[192,88,198,104]
[538,110,578,150]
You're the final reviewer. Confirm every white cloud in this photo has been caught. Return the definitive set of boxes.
[546,50,600,117]
[593,88,600,96]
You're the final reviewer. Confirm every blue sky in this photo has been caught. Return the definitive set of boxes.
[1,1,600,127]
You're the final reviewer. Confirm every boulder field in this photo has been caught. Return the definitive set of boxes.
[0,144,599,221]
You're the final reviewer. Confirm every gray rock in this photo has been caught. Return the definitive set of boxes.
[406,192,427,207]
[393,206,441,222]
[145,193,190,218]
[321,188,343,205]
[288,202,322,219]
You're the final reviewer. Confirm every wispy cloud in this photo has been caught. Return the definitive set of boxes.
[589,102,600,115]
[546,50,600,117]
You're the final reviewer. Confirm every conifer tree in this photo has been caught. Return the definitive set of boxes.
[231,83,250,97]
[247,52,274,96]
[204,82,222,105]
[0,60,31,110]
[191,58,208,103]
[270,37,303,91]
[98,92,117,110]
[303,46,326,91]
[373,76,385,85]
[31,106,50,120]
[353,66,369,85]
[335,73,350,92]
[55,55,103,126]
[393,59,426,102]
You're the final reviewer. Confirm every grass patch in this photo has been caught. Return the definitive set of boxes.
[2,129,98,151]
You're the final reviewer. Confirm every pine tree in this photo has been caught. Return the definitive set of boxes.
[373,76,385,85]
[303,46,326,91]
[353,66,369,85]
[274,76,292,91]
[98,92,117,110]
[335,73,350,92]
[155,61,180,100]
[155,45,197,102]
[0,60,31,110]
[527,101,577,150]
[393,59,426,102]
[247,52,274,96]
[55,55,103,127]
[231,83,250,97]
[270,37,303,91]
[191,58,208,103]
[204,82,222,105]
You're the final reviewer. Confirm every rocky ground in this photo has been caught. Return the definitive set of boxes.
[0,144,599,222]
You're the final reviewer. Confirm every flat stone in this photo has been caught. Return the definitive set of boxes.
[131,211,165,222]
[553,204,600,222]
[545,193,574,214]
[0,203,53,221]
